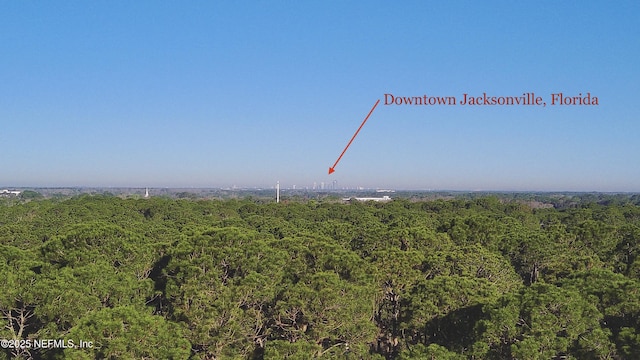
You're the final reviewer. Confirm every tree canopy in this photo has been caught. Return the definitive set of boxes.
[1,194,639,359]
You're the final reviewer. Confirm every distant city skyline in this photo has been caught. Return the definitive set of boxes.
[2,2,639,192]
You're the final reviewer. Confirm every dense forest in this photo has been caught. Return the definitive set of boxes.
[1,194,640,359]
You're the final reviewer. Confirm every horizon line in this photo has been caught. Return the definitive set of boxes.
[2,186,639,195]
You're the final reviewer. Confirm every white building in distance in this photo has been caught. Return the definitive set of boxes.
[343,195,392,202]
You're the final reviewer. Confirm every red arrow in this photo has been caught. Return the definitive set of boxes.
[328,99,380,175]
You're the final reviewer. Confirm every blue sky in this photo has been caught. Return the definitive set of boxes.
[2,1,639,191]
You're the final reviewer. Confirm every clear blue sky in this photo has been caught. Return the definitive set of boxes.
[2,1,639,191]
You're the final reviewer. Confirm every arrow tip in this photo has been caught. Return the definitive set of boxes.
[328,167,335,175]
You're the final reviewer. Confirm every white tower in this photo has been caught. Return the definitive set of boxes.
[276,181,280,203]
[144,188,149,198]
